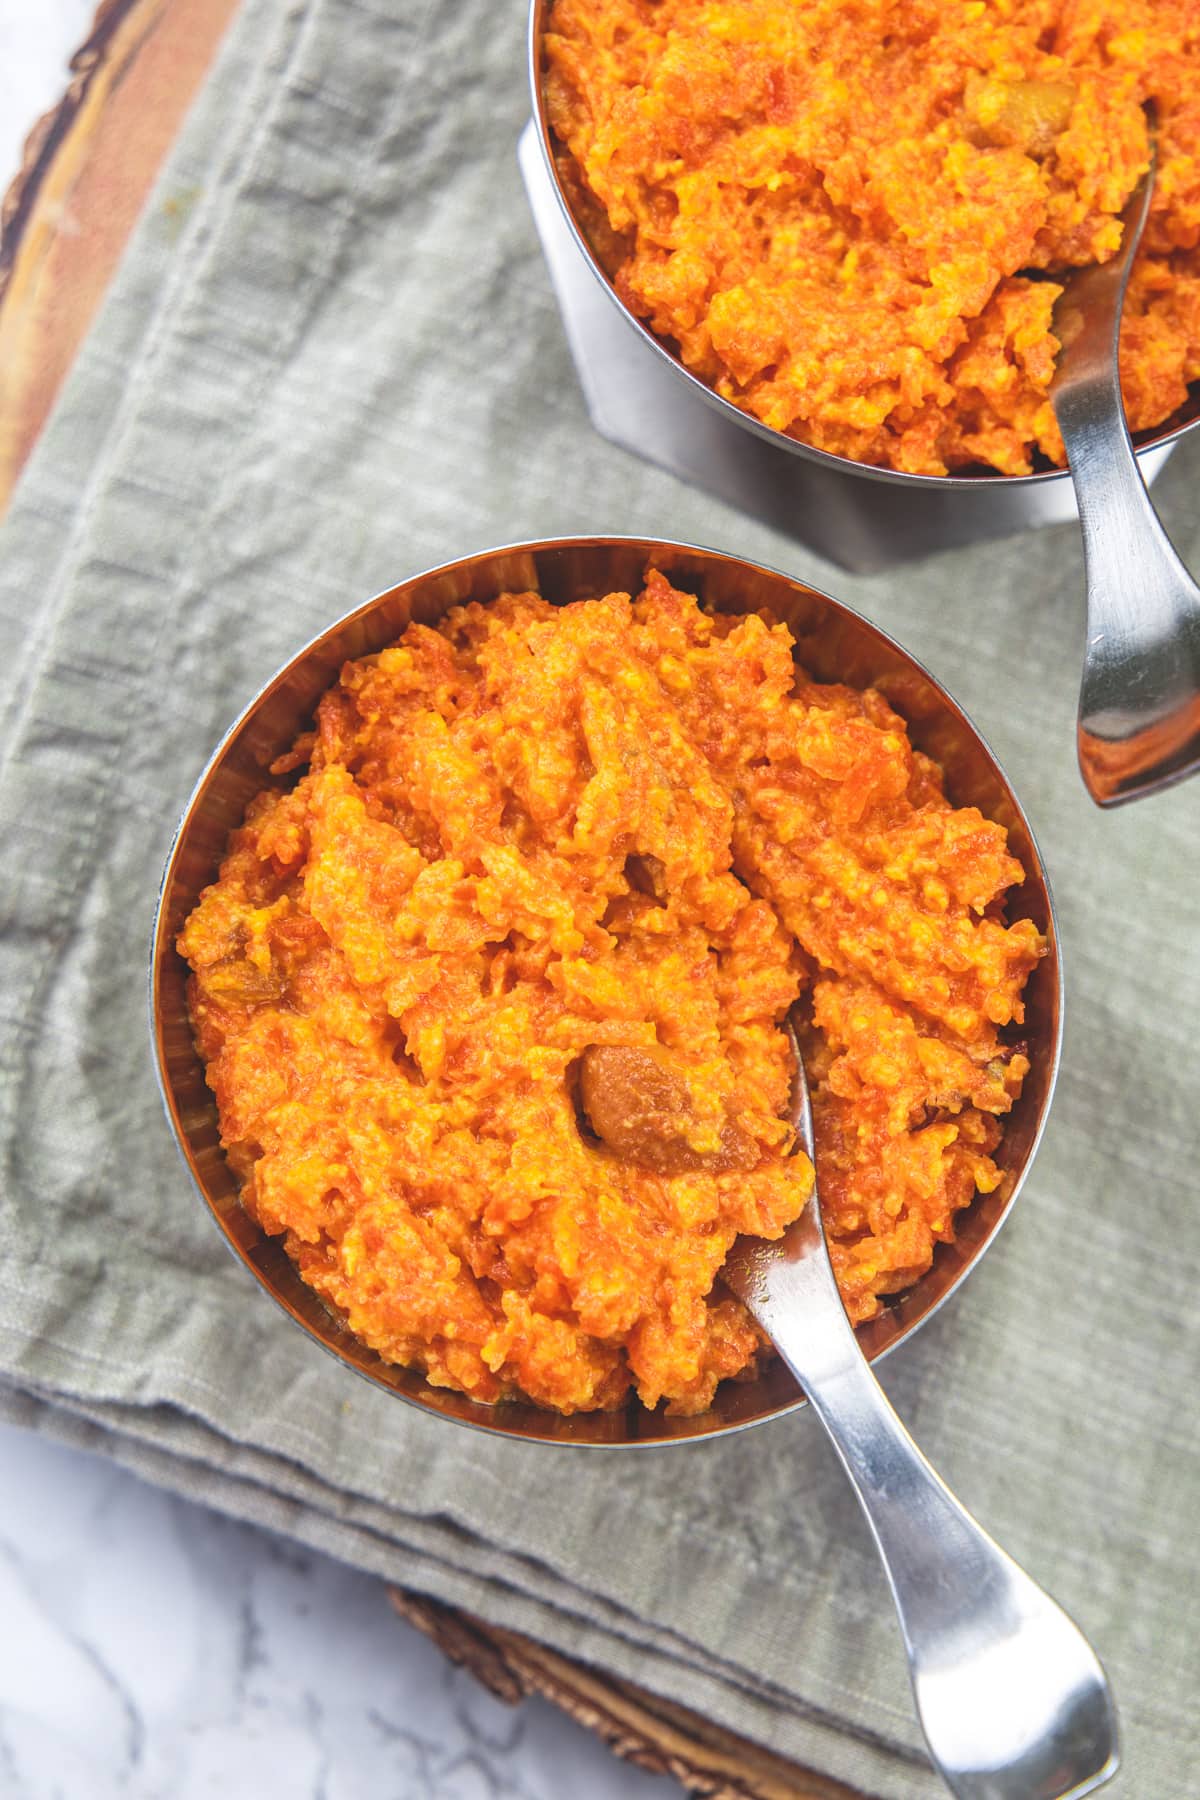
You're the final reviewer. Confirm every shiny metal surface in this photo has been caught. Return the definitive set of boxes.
[527,0,1200,532]
[725,1018,1118,1800]
[1051,151,1200,807]
[151,537,1062,1448]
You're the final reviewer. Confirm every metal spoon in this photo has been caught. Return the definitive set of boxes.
[722,1012,1119,1800]
[1050,138,1200,806]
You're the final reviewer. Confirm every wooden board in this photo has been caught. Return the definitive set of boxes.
[390,1590,865,1800]
[0,0,241,509]
[0,8,867,1794]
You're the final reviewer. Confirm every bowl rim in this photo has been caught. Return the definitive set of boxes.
[149,534,1065,1448]
[526,0,1200,492]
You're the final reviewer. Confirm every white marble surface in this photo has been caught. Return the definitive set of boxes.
[0,1423,680,1800]
[0,8,675,1796]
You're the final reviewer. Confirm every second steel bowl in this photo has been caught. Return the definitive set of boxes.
[151,537,1062,1448]
[527,0,1200,502]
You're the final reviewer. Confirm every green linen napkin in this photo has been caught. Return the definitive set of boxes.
[2,1,1198,1793]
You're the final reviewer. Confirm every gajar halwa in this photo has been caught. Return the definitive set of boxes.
[542,0,1200,475]
[180,573,1042,1415]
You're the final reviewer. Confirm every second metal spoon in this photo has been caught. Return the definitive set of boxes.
[1050,137,1200,807]
[722,1012,1119,1800]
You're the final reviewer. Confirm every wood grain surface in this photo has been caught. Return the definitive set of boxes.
[0,0,240,509]
[0,8,869,1795]
[391,1589,865,1800]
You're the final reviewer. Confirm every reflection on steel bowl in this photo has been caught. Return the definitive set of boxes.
[530,0,1200,488]
[152,540,1062,1447]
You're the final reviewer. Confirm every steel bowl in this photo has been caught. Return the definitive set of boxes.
[527,0,1200,498]
[151,537,1062,1447]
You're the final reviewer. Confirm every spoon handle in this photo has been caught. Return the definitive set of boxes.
[1050,160,1200,806]
[728,1217,1118,1800]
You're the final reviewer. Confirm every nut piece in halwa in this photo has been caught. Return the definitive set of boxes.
[580,1042,761,1172]
[543,0,1200,476]
[179,572,1043,1415]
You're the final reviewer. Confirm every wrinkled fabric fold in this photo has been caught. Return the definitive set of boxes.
[1,1,1198,1794]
